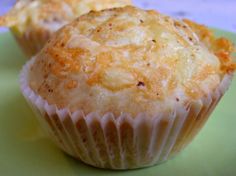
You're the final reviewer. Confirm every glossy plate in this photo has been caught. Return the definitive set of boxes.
[0,30,235,176]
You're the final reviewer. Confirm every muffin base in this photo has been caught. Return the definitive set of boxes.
[20,58,233,169]
[11,27,51,57]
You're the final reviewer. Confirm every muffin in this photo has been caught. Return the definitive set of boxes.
[0,0,131,57]
[20,6,235,169]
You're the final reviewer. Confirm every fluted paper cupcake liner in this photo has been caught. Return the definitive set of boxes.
[11,27,51,57]
[19,58,233,169]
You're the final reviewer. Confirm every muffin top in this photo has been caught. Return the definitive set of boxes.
[28,6,235,116]
[0,0,131,33]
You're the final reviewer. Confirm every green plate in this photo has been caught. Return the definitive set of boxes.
[0,30,235,176]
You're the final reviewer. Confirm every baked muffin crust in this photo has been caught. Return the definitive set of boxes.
[28,6,235,116]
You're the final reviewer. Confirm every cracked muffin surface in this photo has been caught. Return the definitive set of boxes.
[28,6,235,116]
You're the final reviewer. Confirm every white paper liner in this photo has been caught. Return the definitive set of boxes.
[19,58,233,169]
[11,27,51,57]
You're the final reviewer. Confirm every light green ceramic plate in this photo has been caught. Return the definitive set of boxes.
[0,30,235,176]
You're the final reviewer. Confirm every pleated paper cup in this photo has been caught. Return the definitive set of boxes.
[11,26,51,57]
[19,58,233,169]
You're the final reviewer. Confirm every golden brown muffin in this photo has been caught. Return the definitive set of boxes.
[20,6,235,169]
[0,0,132,56]
[28,6,235,116]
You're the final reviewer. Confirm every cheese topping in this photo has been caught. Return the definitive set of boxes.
[28,6,235,116]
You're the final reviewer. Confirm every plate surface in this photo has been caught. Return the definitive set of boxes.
[0,30,235,176]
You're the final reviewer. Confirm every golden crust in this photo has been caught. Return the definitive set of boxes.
[28,6,234,116]
[183,19,236,73]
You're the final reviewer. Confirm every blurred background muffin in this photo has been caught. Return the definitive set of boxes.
[0,0,132,57]
[1,0,236,32]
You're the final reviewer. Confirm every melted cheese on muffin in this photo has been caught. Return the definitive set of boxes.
[28,6,235,116]
[0,0,131,33]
